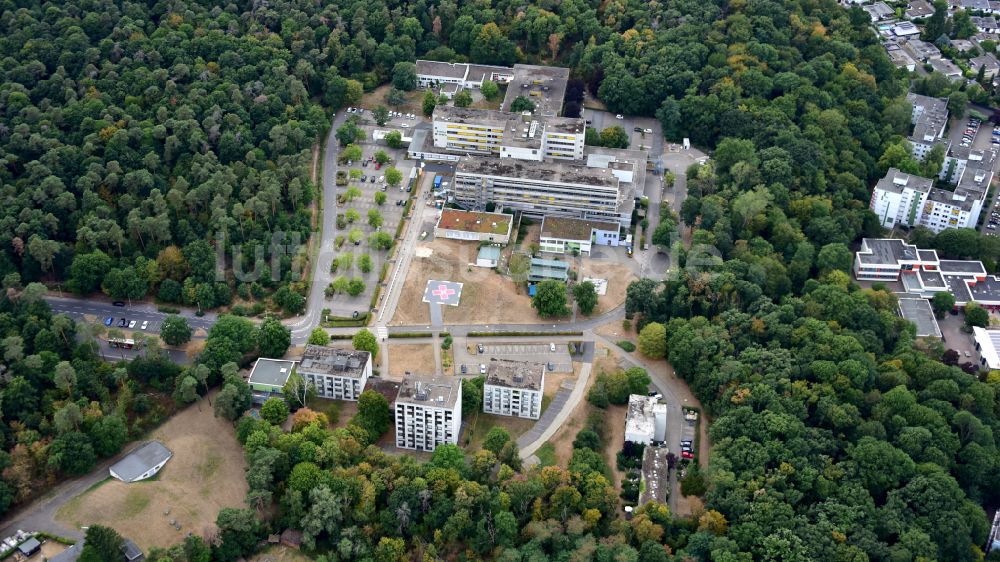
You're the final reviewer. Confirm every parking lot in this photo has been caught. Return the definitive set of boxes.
[453,340,575,374]
[322,109,422,317]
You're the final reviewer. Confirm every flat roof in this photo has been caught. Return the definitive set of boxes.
[248,358,297,388]
[541,216,620,241]
[396,375,460,409]
[940,260,987,274]
[110,440,172,482]
[502,64,570,117]
[436,208,513,234]
[899,298,942,338]
[485,359,544,390]
[415,60,470,80]
[640,446,670,506]
[876,168,933,195]
[456,155,619,188]
[858,238,921,265]
[625,394,660,440]
[298,345,370,379]
[966,275,1000,303]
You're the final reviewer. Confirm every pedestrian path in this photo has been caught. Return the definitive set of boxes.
[517,362,592,458]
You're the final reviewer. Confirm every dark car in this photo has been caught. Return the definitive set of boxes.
[112,301,125,307]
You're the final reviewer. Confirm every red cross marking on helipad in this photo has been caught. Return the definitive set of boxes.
[431,284,456,300]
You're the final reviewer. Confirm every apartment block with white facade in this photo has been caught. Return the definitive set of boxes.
[870,168,932,229]
[394,376,462,451]
[907,93,949,161]
[483,360,545,420]
[297,345,371,401]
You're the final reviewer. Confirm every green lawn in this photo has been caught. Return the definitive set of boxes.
[535,443,558,467]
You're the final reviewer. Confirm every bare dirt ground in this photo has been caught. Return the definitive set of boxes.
[250,545,314,562]
[391,238,556,325]
[594,320,634,342]
[359,84,424,115]
[25,541,69,561]
[579,260,637,313]
[55,392,248,551]
[388,343,436,376]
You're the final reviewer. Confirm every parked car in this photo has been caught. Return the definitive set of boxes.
[104,316,114,326]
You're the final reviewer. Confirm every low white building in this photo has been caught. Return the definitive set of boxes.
[483,360,545,419]
[539,216,621,255]
[297,345,371,401]
[624,394,667,445]
[433,208,514,244]
[973,327,1000,370]
[395,376,462,451]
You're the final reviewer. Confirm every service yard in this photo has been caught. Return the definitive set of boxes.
[55,392,247,551]
[391,238,558,326]
[578,259,637,313]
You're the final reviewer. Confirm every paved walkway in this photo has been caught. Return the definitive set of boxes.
[517,362,592,458]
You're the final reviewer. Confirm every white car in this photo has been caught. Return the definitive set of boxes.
[141,320,149,330]
[615,114,623,119]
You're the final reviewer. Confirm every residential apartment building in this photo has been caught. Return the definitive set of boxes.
[394,376,462,451]
[871,150,994,234]
[907,93,949,161]
[483,360,545,420]
[869,168,932,229]
[297,345,371,401]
